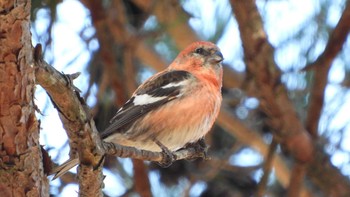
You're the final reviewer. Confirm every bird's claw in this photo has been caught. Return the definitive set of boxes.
[153,138,176,168]
[157,150,176,168]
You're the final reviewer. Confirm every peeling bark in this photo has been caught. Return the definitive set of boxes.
[0,1,48,196]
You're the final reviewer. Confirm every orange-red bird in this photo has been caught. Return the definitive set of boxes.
[52,41,223,179]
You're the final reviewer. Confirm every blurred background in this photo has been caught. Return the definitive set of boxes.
[31,0,350,196]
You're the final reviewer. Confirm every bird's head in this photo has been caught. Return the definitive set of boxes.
[175,41,223,67]
[170,41,224,86]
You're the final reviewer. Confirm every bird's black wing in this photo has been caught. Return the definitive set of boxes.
[100,70,194,139]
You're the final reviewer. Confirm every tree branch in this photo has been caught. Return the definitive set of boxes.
[305,1,350,137]
[229,0,314,196]
[103,142,206,162]
[34,44,105,197]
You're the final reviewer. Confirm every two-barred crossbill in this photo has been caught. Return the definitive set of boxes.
[52,41,223,179]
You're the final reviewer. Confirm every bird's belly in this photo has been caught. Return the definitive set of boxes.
[155,115,213,151]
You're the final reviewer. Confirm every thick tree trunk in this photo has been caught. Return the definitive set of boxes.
[0,1,49,196]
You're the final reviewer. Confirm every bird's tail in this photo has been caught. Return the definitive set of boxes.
[51,158,79,180]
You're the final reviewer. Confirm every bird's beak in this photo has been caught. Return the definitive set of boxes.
[209,50,224,63]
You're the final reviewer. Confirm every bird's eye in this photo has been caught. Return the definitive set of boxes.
[195,48,204,54]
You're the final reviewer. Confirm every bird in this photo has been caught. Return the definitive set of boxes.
[51,41,224,179]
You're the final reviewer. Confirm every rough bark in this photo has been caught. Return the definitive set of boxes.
[0,1,49,196]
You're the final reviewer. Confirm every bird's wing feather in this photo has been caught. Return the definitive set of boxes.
[100,70,194,139]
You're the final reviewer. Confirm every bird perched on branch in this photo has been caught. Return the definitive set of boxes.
[51,41,224,179]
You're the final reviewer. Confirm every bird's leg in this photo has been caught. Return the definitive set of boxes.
[153,138,176,168]
[185,138,209,160]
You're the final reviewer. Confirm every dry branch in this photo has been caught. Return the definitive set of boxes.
[34,44,105,197]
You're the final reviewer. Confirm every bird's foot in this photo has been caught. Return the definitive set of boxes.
[153,138,176,168]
